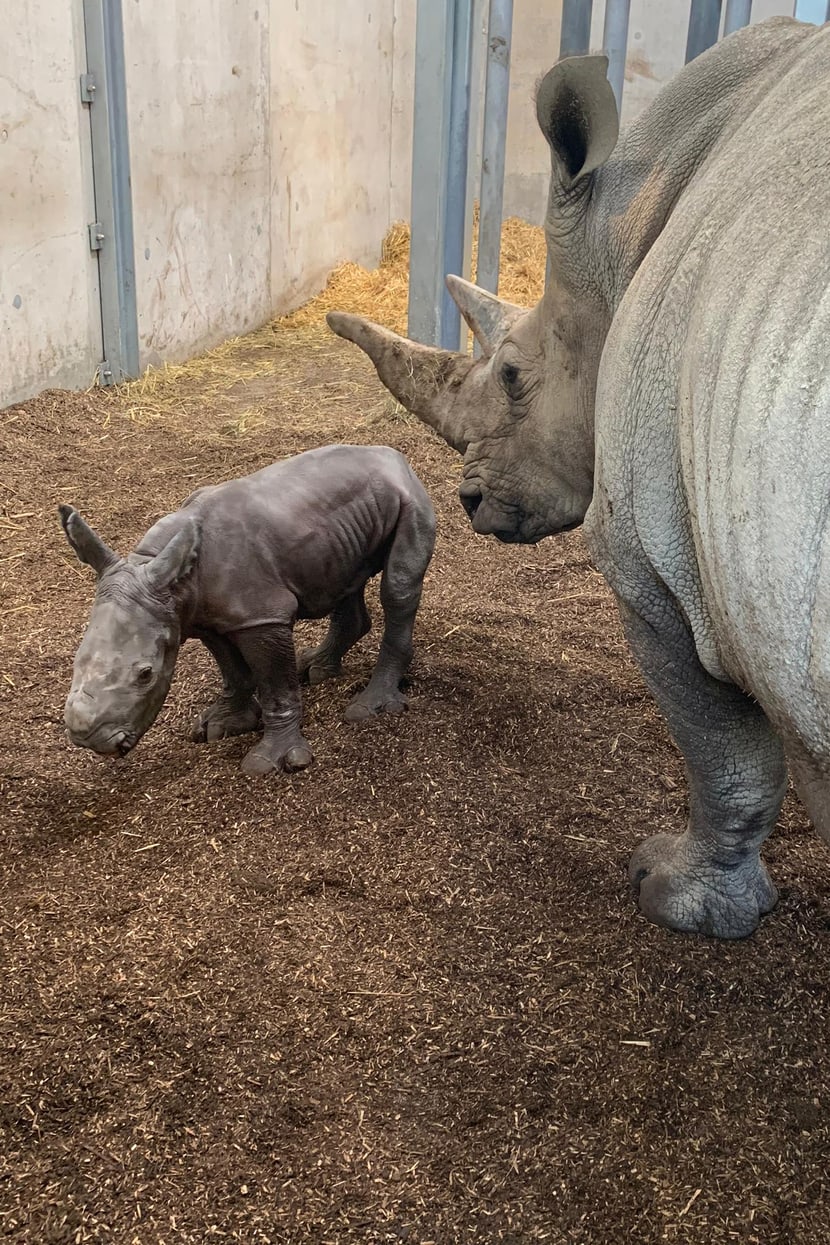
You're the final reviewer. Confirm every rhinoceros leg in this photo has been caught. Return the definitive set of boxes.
[191,630,262,743]
[619,595,787,939]
[297,590,372,685]
[345,506,434,723]
[229,624,313,777]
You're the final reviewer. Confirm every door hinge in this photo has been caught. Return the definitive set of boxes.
[88,222,105,251]
[80,72,97,104]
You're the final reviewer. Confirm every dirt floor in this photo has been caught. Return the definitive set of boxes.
[3,245,830,1243]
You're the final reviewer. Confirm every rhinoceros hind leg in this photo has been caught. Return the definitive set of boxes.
[192,697,262,743]
[344,501,434,723]
[298,590,372,685]
[616,593,786,939]
[192,630,262,742]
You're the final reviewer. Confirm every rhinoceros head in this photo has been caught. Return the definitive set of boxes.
[59,505,199,756]
[328,54,618,544]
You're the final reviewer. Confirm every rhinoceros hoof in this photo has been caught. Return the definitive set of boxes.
[629,832,778,939]
[344,691,408,723]
[297,648,343,686]
[191,697,262,743]
[241,736,313,777]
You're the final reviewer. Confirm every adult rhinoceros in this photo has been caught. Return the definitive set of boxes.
[328,17,830,938]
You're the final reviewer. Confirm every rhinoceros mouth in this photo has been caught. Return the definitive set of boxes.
[68,725,135,757]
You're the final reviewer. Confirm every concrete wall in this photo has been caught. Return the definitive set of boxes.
[0,0,101,406]
[269,0,400,317]
[124,0,272,368]
[0,0,813,407]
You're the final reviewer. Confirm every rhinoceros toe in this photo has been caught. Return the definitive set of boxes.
[344,691,408,722]
[629,832,778,939]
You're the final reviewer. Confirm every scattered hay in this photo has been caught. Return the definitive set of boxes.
[110,215,546,426]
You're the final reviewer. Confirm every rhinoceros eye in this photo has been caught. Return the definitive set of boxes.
[136,665,154,686]
[501,362,520,390]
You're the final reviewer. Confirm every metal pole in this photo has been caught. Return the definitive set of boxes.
[440,0,475,351]
[476,0,513,298]
[685,0,723,62]
[602,0,631,112]
[559,0,594,57]
[723,0,752,33]
[408,0,475,350]
[82,0,140,382]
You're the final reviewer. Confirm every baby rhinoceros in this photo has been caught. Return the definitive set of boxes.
[60,445,436,776]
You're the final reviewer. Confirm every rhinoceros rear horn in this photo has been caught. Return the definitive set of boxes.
[143,517,201,593]
[536,54,619,189]
[445,276,525,357]
[59,505,119,576]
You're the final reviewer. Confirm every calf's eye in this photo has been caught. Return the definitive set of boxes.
[136,666,154,685]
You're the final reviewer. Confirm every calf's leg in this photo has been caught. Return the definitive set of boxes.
[230,624,312,776]
[191,630,262,742]
[297,589,371,685]
[345,504,435,722]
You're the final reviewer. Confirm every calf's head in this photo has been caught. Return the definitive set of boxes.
[328,54,618,544]
[59,506,199,756]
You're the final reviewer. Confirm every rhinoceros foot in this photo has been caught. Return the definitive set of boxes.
[344,689,408,722]
[191,695,262,743]
[629,832,778,939]
[241,735,313,777]
[297,647,344,686]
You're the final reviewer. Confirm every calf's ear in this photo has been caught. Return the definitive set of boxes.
[58,505,119,576]
[536,54,619,191]
[144,517,201,592]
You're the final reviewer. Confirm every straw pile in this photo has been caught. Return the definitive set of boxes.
[283,216,546,336]
[111,215,546,423]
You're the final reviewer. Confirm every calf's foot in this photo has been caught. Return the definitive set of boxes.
[241,731,313,777]
[191,695,262,743]
[629,831,778,939]
[344,686,407,722]
[297,647,343,686]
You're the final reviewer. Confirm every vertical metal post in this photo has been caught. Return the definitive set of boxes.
[462,0,488,292]
[441,0,475,351]
[603,0,631,112]
[723,0,752,33]
[476,0,513,299]
[559,0,594,57]
[408,0,475,351]
[82,0,139,383]
[685,0,723,63]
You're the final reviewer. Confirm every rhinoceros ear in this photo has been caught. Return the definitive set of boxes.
[536,54,619,190]
[143,518,201,592]
[59,505,119,576]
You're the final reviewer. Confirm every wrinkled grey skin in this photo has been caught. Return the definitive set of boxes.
[329,18,830,937]
[61,445,436,777]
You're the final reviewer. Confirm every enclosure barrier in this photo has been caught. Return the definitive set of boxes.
[408,0,830,347]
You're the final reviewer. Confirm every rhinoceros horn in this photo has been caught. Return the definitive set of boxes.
[59,505,120,577]
[444,275,524,357]
[326,311,474,452]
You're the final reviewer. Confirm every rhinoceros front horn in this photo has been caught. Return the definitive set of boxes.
[59,505,120,576]
[326,311,473,453]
